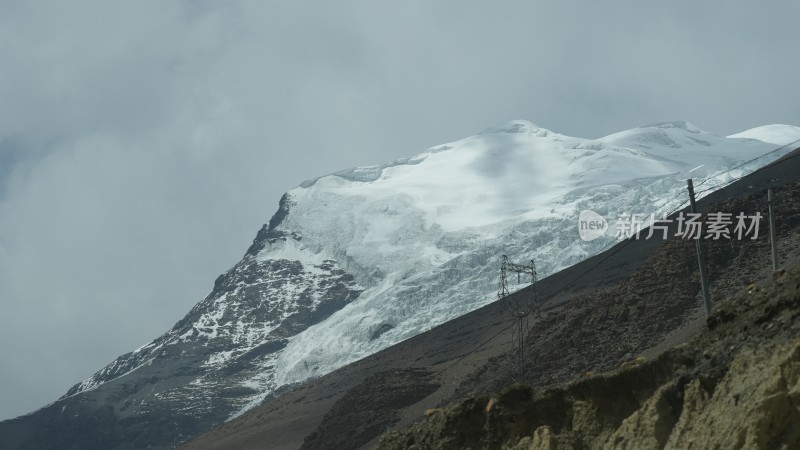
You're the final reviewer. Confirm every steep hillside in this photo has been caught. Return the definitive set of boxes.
[375,265,800,450]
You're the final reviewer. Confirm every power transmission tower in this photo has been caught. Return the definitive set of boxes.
[498,255,538,381]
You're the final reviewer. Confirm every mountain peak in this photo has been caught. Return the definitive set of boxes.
[597,120,718,152]
[641,120,703,133]
[479,120,549,135]
[728,124,800,146]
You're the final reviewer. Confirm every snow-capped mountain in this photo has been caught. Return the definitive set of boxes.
[270,120,800,387]
[3,120,799,450]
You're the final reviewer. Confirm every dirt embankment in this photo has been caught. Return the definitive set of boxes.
[375,263,800,450]
[302,369,439,450]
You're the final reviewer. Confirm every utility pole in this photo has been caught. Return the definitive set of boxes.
[687,179,711,318]
[768,188,778,271]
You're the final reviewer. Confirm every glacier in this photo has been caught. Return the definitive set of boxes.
[267,120,800,387]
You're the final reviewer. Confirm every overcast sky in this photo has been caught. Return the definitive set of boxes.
[1,0,799,420]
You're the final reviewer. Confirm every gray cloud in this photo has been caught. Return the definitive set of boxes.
[1,0,799,420]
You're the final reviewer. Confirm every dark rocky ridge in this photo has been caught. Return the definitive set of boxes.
[245,193,295,258]
[0,201,362,450]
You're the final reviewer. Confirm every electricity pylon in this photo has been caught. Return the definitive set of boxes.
[498,255,538,381]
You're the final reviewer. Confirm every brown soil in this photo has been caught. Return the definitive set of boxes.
[301,368,439,450]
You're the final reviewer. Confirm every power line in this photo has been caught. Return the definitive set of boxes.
[688,143,800,205]
[653,139,800,217]
[695,137,800,189]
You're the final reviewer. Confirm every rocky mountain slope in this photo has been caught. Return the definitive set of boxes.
[1,121,799,450]
[179,149,800,449]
